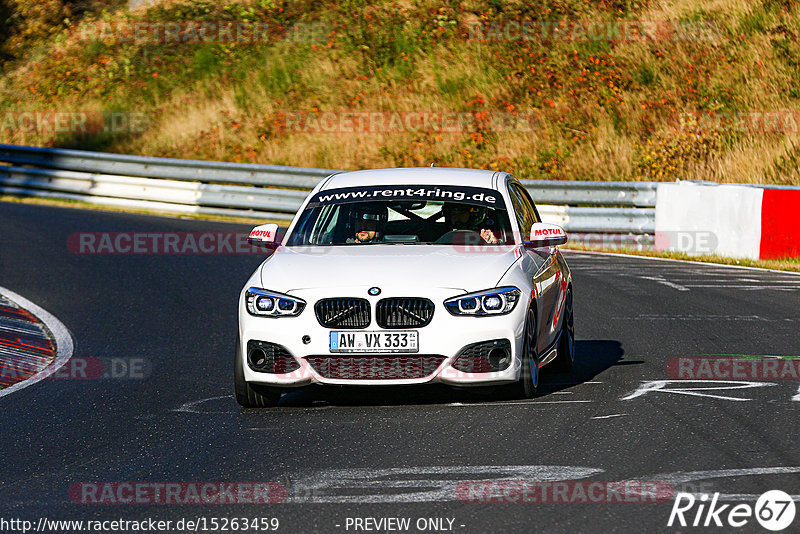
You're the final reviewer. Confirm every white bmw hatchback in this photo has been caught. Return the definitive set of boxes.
[235,167,574,406]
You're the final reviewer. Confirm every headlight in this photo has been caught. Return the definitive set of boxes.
[245,287,306,317]
[444,287,521,316]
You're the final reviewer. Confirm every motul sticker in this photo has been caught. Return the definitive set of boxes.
[534,228,565,237]
[249,229,274,239]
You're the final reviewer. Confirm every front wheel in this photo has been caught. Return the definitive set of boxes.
[234,336,281,407]
[509,308,538,399]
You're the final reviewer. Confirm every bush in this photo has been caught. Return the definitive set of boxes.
[634,115,722,181]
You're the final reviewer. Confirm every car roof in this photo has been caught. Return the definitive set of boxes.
[320,167,501,191]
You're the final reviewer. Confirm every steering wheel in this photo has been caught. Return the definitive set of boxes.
[434,229,483,244]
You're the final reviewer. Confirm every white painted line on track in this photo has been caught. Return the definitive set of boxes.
[548,381,603,385]
[289,465,604,503]
[591,413,627,420]
[447,400,592,407]
[171,394,233,413]
[564,249,800,276]
[651,466,800,484]
[172,395,593,413]
[625,467,800,503]
[288,465,800,504]
[640,275,690,291]
[612,314,772,321]
[0,286,74,399]
[665,280,800,285]
[621,380,776,402]
[683,285,800,290]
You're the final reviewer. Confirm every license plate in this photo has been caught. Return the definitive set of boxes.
[329,331,418,353]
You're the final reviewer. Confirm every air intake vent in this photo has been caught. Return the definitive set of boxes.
[376,298,434,328]
[246,340,300,374]
[306,355,445,380]
[315,298,370,329]
[452,339,512,373]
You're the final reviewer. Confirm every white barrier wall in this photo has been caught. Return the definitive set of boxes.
[655,182,764,259]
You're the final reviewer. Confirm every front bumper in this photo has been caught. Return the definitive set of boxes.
[238,286,528,387]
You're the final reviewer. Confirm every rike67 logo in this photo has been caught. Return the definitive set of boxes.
[668,490,796,531]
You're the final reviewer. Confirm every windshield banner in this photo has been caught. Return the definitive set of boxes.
[308,185,501,208]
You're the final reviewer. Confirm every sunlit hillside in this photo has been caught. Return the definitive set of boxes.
[1,0,799,184]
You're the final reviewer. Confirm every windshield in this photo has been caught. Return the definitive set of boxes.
[286,185,514,246]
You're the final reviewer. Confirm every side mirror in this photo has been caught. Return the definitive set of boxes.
[526,223,567,248]
[247,223,280,249]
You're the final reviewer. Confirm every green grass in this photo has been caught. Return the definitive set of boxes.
[564,242,800,272]
[0,0,799,185]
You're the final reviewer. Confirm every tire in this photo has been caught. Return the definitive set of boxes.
[551,290,575,372]
[234,335,281,407]
[509,308,538,399]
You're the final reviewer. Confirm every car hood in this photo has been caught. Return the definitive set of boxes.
[259,245,521,293]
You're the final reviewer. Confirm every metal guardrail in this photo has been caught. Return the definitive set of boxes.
[521,179,656,208]
[537,205,654,234]
[0,144,335,189]
[0,144,656,234]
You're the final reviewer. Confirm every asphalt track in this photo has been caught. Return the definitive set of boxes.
[0,200,798,533]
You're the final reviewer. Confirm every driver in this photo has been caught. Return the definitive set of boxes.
[348,204,387,244]
[442,202,499,244]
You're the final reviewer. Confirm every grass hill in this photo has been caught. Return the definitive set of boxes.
[1,0,799,184]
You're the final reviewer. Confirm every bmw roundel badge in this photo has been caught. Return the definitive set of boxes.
[368,287,381,296]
